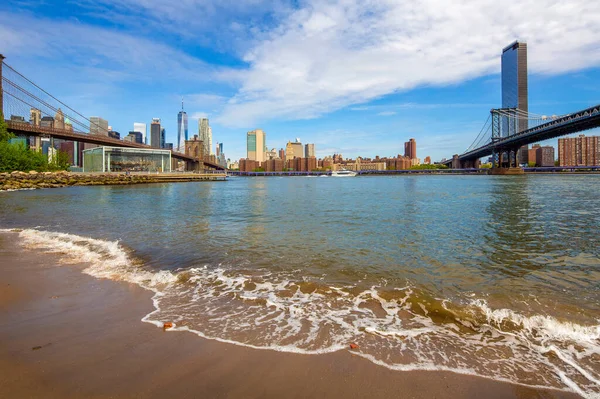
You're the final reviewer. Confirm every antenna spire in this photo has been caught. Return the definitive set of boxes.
[182,97,184,111]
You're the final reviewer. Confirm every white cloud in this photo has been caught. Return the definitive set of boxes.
[217,0,600,127]
[0,11,215,85]
[377,111,397,116]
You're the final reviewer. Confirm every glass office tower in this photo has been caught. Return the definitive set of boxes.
[177,103,188,154]
[501,41,528,136]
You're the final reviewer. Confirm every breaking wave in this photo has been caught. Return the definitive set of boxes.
[3,228,599,398]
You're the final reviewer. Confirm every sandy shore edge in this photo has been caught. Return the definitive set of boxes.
[0,232,580,398]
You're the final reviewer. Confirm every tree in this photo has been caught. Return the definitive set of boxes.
[49,150,71,171]
[0,112,13,142]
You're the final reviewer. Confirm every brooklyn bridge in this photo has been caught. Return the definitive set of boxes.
[0,54,226,171]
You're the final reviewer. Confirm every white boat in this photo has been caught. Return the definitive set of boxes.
[331,169,357,177]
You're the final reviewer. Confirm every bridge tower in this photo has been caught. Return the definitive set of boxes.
[489,108,524,174]
[0,54,4,117]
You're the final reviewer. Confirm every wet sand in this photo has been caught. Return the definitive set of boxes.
[0,233,579,398]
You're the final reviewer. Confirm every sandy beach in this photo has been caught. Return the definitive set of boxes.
[0,233,580,398]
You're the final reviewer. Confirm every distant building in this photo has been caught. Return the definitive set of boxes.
[264,158,284,172]
[40,116,54,128]
[286,157,317,172]
[177,100,188,153]
[518,145,529,164]
[502,41,528,135]
[54,108,65,130]
[160,128,166,149]
[90,116,108,136]
[125,131,143,144]
[386,155,412,170]
[285,138,303,161]
[198,118,212,157]
[278,148,285,160]
[305,143,315,158]
[528,145,540,165]
[107,127,120,140]
[239,158,259,172]
[285,142,294,162]
[10,115,25,122]
[535,145,554,167]
[59,141,75,165]
[133,122,147,145]
[247,129,266,163]
[558,135,600,166]
[164,143,174,151]
[150,118,161,148]
[424,156,431,165]
[30,108,41,126]
[404,138,417,160]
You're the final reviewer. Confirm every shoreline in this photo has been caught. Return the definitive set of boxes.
[0,171,227,191]
[0,232,579,398]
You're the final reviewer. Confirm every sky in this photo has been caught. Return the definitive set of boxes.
[1,0,600,162]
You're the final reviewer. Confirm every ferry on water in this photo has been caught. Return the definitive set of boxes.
[331,169,357,177]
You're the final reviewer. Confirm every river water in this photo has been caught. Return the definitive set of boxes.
[1,175,599,397]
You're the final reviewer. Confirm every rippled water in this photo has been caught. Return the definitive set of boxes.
[1,175,599,397]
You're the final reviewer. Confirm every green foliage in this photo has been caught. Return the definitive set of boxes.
[49,150,71,171]
[252,167,265,172]
[0,141,71,173]
[528,161,536,167]
[0,112,14,142]
[479,163,492,169]
[409,164,448,170]
[554,160,560,167]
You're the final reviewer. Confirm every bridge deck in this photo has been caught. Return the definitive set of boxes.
[456,104,600,162]
[5,120,226,170]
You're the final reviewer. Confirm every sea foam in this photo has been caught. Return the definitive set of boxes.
[2,227,599,398]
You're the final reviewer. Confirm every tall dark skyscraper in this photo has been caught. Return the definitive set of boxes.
[177,99,188,153]
[160,128,166,149]
[150,118,161,148]
[501,41,528,135]
[404,138,416,160]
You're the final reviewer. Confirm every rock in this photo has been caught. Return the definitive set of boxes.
[349,343,359,350]
[29,170,38,175]
[163,322,174,330]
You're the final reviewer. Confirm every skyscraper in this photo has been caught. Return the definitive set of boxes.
[198,118,211,157]
[133,122,147,145]
[90,117,108,136]
[208,126,213,156]
[161,128,166,149]
[404,138,416,159]
[558,135,600,166]
[501,41,528,135]
[150,118,161,148]
[247,129,266,163]
[30,108,41,126]
[177,99,188,153]
[305,143,315,158]
[54,108,65,130]
[292,138,304,159]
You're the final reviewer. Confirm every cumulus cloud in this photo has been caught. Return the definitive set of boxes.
[0,11,215,85]
[217,0,600,127]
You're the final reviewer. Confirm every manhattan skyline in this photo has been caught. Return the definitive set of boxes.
[1,1,599,162]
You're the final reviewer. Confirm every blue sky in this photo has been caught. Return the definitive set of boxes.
[2,0,599,161]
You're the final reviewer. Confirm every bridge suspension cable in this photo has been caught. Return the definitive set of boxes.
[1,61,107,135]
[464,114,492,153]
